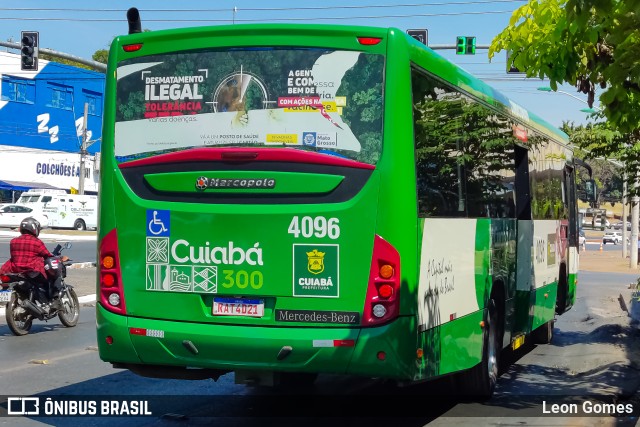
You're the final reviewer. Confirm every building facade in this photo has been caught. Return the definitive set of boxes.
[0,51,104,200]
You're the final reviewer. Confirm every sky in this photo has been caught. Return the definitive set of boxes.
[0,0,601,129]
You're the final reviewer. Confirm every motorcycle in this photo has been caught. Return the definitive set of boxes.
[0,242,80,336]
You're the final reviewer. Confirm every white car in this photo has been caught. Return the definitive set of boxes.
[0,204,49,229]
[602,231,622,245]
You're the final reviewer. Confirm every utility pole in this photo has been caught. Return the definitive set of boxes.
[79,103,88,195]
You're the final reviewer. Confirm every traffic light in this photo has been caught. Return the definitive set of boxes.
[456,36,476,55]
[20,31,39,71]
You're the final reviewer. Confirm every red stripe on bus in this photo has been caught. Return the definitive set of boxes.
[118,148,376,170]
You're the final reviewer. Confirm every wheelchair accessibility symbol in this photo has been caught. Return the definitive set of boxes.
[147,210,170,236]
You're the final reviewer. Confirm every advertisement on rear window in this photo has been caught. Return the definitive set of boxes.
[115,48,384,164]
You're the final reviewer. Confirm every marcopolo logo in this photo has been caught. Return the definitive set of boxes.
[293,244,339,298]
[195,177,276,191]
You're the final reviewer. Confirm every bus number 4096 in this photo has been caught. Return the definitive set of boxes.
[288,216,340,239]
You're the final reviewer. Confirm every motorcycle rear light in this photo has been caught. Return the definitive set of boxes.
[0,274,9,283]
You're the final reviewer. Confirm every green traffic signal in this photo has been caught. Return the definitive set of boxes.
[456,36,465,55]
[456,36,476,55]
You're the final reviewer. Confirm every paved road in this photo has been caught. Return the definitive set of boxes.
[1,269,639,426]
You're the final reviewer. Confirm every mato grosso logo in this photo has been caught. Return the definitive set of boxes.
[195,176,276,191]
[293,244,339,298]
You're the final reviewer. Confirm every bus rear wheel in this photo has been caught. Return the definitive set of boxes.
[463,298,500,400]
[73,219,86,231]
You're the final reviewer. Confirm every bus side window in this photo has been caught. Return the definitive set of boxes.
[412,67,467,218]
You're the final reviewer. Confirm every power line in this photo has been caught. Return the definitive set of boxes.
[0,1,526,13]
[0,10,518,22]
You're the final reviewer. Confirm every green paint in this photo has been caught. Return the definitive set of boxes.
[475,219,492,309]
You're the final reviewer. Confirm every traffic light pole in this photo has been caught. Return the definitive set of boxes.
[1,39,489,72]
[427,44,491,51]
[0,40,106,72]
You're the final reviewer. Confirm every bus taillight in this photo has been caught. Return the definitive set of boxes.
[122,43,143,52]
[99,228,127,315]
[362,235,401,327]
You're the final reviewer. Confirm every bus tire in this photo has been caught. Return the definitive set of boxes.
[555,266,569,314]
[464,299,500,400]
[532,319,554,344]
[73,219,86,231]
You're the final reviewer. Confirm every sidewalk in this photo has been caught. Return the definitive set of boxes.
[580,245,640,275]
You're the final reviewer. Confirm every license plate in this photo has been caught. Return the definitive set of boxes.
[0,291,11,303]
[213,298,264,317]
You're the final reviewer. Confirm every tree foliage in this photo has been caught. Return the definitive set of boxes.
[562,121,624,205]
[39,53,94,71]
[489,0,640,196]
[489,0,640,134]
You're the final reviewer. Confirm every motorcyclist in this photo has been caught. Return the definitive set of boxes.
[0,217,68,309]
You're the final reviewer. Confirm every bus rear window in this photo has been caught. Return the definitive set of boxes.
[114,48,384,165]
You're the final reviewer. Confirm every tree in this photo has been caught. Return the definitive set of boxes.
[489,0,640,133]
[39,53,94,70]
[489,0,640,195]
[92,49,108,64]
[561,121,624,206]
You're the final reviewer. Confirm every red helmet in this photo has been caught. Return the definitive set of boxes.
[20,217,41,237]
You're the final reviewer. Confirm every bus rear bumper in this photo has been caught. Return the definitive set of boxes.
[96,304,414,381]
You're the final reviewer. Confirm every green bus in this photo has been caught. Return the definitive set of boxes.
[96,19,593,398]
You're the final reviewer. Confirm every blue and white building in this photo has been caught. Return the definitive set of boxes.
[0,51,104,200]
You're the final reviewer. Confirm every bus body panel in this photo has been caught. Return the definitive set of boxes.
[110,169,380,324]
[97,303,415,379]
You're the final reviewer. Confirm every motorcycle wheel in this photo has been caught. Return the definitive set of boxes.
[5,293,33,336]
[58,287,80,327]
